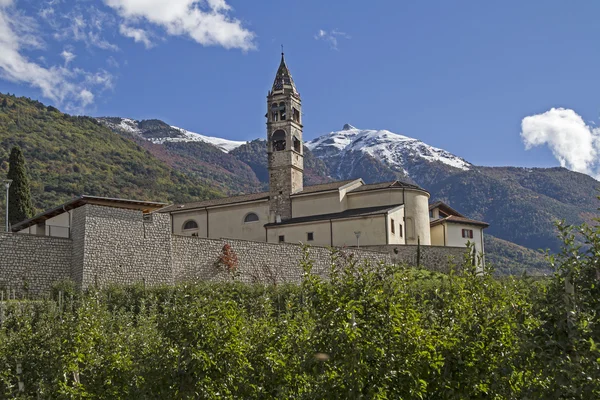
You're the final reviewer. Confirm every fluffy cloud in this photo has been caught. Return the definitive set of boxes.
[521,108,600,179]
[315,29,350,50]
[0,2,112,112]
[119,24,153,48]
[104,0,255,50]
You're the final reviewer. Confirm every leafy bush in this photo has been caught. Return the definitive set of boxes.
[0,226,599,398]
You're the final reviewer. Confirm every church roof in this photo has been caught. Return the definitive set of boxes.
[12,195,167,231]
[429,201,465,217]
[160,179,427,213]
[271,53,299,98]
[429,201,488,228]
[290,179,358,196]
[264,204,404,227]
[430,215,489,228]
[348,180,425,193]
[159,192,270,213]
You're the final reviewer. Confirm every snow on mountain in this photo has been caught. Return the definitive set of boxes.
[306,124,471,176]
[98,117,245,153]
[148,126,246,153]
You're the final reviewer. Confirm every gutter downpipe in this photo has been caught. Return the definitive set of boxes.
[205,207,209,238]
[330,219,333,247]
[443,223,446,246]
[63,205,71,238]
[385,214,389,245]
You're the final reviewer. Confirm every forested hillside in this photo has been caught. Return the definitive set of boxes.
[0,93,221,217]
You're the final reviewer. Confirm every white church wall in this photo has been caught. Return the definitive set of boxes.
[172,210,208,237]
[172,201,269,242]
[331,215,386,247]
[291,191,344,218]
[444,224,485,255]
[387,208,405,245]
[430,224,445,246]
[266,220,331,246]
[403,191,431,245]
[208,202,269,242]
[347,189,404,209]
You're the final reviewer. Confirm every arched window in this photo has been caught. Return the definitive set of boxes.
[271,103,278,122]
[279,102,286,120]
[244,213,259,223]
[293,107,300,123]
[183,220,198,230]
[293,136,301,153]
[272,130,286,151]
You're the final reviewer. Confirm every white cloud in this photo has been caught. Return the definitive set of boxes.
[119,24,153,48]
[0,2,113,112]
[521,107,600,179]
[46,6,120,51]
[78,89,94,106]
[314,29,350,50]
[104,0,255,50]
[61,49,75,65]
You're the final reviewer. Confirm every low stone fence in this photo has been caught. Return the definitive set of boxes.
[173,236,392,284]
[0,233,72,296]
[361,244,469,273]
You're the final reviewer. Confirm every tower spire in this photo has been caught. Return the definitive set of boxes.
[272,49,299,98]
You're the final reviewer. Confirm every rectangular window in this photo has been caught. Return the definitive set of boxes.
[429,210,434,218]
[391,219,395,234]
[399,224,403,238]
[279,235,285,243]
[307,232,314,241]
[462,229,474,239]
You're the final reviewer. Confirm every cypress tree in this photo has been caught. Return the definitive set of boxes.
[7,146,34,226]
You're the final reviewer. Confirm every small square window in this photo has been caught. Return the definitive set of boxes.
[278,235,285,243]
[307,232,314,241]
[462,229,474,239]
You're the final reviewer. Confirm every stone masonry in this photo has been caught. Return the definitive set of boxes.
[362,244,469,274]
[0,204,471,297]
[173,236,392,284]
[0,233,72,297]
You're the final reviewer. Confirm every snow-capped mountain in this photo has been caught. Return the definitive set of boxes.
[306,124,471,180]
[97,117,245,153]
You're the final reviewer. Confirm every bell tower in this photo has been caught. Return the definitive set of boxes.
[267,52,303,222]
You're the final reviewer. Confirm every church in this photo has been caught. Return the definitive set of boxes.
[3,54,489,296]
[161,54,489,254]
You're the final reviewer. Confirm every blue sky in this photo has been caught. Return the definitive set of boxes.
[1,0,600,177]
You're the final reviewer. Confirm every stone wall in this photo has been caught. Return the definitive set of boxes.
[0,233,72,296]
[361,244,469,273]
[0,204,476,296]
[75,205,174,289]
[173,236,392,284]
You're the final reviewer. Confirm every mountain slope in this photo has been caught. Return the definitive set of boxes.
[100,118,332,189]
[0,94,220,218]
[307,124,470,182]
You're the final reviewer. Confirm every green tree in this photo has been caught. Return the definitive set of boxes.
[7,146,34,226]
